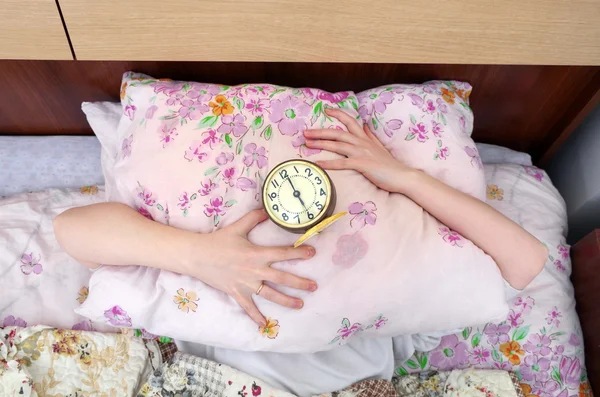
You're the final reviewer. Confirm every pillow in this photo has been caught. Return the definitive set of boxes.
[77,72,507,353]
[358,81,485,200]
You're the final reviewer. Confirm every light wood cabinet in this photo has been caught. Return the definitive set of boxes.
[58,0,600,64]
[0,0,72,60]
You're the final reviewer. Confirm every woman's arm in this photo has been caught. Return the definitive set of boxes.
[305,108,547,289]
[54,203,317,326]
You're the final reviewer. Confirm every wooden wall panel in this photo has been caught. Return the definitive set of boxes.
[0,60,598,165]
[0,0,72,60]
[58,0,600,64]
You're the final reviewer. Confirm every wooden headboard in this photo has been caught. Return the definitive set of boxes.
[0,61,599,165]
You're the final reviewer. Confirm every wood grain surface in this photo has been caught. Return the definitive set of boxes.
[0,0,72,60]
[0,60,598,165]
[58,0,600,64]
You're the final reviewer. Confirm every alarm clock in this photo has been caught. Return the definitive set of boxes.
[263,160,346,243]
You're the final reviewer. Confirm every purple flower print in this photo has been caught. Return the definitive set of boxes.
[159,124,178,147]
[337,319,363,340]
[199,178,218,196]
[424,99,436,114]
[431,120,443,137]
[243,143,268,169]
[407,93,424,107]
[436,146,450,160]
[186,88,215,103]
[438,227,465,247]
[124,105,136,120]
[166,93,184,106]
[269,96,311,136]
[524,166,544,182]
[218,114,248,137]
[332,233,369,268]
[20,252,43,275]
[459,117,467,133]
[546,306,562,327]
[145,105,158,119]
[184,141,209,162]
[554,259,566,272]
[469,347,491,365]
[558,244,569,260]
[201,129,222,149]
[522,355,551,383]
[552,344,565,362]
[138,328,158,339]
[372,90,394,113]
[2,315,27,328]
[559,356,582,389]
[236,177,257,192]
[493,361,513,371]
[292,134,321,157]
[514,296,535,315]
[121,135,133,158]
[408,122,429,142]
[72,320,93,331]
[103,305,132,327]
[137,206,153,220]
[152,81,184,96]
[422,84,437,94]
[429,335,469,370]
[348,201,377,229]
[190,83,221,97]
[245,98,270,115]
[568,332,581,347]
[204,196,226,217]
[535,380,560,397]
[436,98,448,113]
[464,146,483,169]
[223,167,237,187]
[216,152,234,165]
[484,323,510,345]
[179,100,209,121]
[317,91,350,103]
[383,119,403,138]
[178,192,193,211]
[137,186,156,206]
[507,309,524,327]
[524,333,552,356]
[247,85,275,97]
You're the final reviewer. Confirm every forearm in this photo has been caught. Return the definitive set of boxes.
[54,203,197,274]
[398,169,547,289]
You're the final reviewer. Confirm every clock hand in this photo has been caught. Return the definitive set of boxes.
[287,178,307,209]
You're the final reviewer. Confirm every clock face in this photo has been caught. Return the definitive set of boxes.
[263,160,332,230]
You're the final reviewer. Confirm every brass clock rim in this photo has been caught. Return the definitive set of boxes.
[262,159,333,230]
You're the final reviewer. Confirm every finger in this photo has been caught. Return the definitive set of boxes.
[258,284,305,309]
[261,245,315,263]
[263,268,317,291]
[303,128,357,144]
[236,295,266,326]
[305,139,359,157]
[230,209,268,236]
[317,158,362,171]
[363,124,387,149]
[325,108,365,137]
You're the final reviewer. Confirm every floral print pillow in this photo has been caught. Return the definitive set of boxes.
[78,72,507,353]
[358,81,485,200]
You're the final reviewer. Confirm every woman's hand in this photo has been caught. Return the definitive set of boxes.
[304,108,409,193]
[188,209,317,326]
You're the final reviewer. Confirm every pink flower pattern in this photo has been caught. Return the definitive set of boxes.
[269,96,311,136]
[184,141,209,162]
[124,105,136,120]
[408,122,429,142]
[245,98,270,115]
[243,143,268,169]
[159,124,178,147]
[20,252,43,275]
[524,166,544,182]
[348,201,377,229]
[546,306,562,327]
[292,134,321,157]
[104,305,132,327]
[438,227,465,247]
[332,233,369,268]
[201,130,222,150]
[204,196,226,218]
[199,178,218,196]
[218,114,248,137]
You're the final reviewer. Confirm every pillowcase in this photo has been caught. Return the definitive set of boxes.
[77,72,507,353]
[358,81,485,200]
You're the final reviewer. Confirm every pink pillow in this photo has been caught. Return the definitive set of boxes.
[77,73,507,353]
[358,81,485,200]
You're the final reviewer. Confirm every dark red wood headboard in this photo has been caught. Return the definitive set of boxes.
[0,61,599,165]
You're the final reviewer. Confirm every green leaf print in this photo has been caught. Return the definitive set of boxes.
[183,209,188,217]
[406,359,418,369]
[492,349,502,362]
[512,325,530,342]
[158,336,173,344]
[269,88,286,98]
[236,140,243,155]
[182,83,190,92]
[472,332,481,348]
[405,133,416,141]
[220,85,230,92]
[372,118,379,130]
[234,97,245,111]
[341,318,351,328]
[263,125,273,141]
[204,166,220,176]
[440,112,447,125]
[552,366,562,385]
[214,215,220,226]
[550,331,566,340]
[156,204,164,212]
[462,327,472,340]
[416,353,428,369]
[190,193,197,201]
[134,329,142,337]
[460,102,471,112]
[396,366,409,376]
[224,200,237,208]
[196,115,219,129]
[252,116,264,130]
[409,114,417,124]
[437,139,443,148]
[350,97,359,111]
[225,134,233,147]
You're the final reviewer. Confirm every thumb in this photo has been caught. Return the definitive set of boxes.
[231,209,269,235]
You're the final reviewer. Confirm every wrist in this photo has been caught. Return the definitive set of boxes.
[392,167,425,196]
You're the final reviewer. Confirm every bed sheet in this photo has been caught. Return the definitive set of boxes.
[397,164,588,397]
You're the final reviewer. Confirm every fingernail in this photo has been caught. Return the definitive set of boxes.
[307,247,315,257]
[303,130,311,136]
[295,300,304,308]
[309,282,318,291]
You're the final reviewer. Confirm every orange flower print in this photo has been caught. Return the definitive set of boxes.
[209,95,234,116]
[80,185,99,195]
[520,384,539,397]
[440,88,456,104]
[158,78,173,82]
[77,286,89,304]
[120,82,128,100]
[173,288,199,313]
[579,381,592,397]
[454,88,472,100]
[499,341,525,365]
[259,318,280,339]
[486,184,504,201]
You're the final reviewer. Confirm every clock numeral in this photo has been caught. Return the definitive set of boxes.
[294,214,301,224]
[315,176,322,185]
[315,201,323,211]
[293,166,299,174]
[320,188,326,196]
[269,192,277,201]
[305,168,313,177]
[282,213,289,221]
[307,212,314,220]
[279,169,288,179]
[272,204,279,212]
[271,179,279,189]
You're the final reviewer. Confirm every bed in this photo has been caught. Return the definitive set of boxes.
[0,61,599,397]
